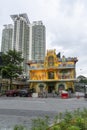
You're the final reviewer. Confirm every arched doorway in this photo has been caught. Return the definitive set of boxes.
[39,84,44,92]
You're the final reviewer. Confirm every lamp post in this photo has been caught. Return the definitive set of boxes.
[0,75,2,92]
[84,85,87,99]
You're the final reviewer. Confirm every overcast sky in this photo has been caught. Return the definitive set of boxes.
[0,0,87,77]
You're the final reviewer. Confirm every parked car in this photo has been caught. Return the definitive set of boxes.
[18,88,35,97]
[6,90,19,97]
[18,89,32,97]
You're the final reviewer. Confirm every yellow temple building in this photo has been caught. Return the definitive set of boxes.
[27,49,78,95]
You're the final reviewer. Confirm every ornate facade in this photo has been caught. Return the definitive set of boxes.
[28,49,78,94]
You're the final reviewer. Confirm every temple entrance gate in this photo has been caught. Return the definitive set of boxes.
[47,83,55,93]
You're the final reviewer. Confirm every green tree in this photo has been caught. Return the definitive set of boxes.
[1,49,24,89]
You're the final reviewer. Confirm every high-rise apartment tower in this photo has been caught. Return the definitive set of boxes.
[1,24,13,53]
[29,21,46,61]
[11,13,30,74]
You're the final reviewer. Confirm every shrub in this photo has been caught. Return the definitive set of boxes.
[67,125,80,130]
[14,108,87,130]
[50,125,61,130]
[31,116,49,130]
[14,125,26,130]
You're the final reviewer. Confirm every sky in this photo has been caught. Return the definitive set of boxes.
[0,0,87,77]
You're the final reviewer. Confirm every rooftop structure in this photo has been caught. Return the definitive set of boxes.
[10,13,30,24]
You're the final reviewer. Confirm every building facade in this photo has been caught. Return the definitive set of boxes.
[1,24,13,53]
[27,49,78,94]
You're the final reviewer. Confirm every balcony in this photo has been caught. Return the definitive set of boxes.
[58,64,75,69]
[58,74,72,79]
[29,78,77,82]
[29,64,75,70]
[29,66,44,70]
[58,74,77,81]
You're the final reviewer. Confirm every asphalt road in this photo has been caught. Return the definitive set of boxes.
[0,96,87,130]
